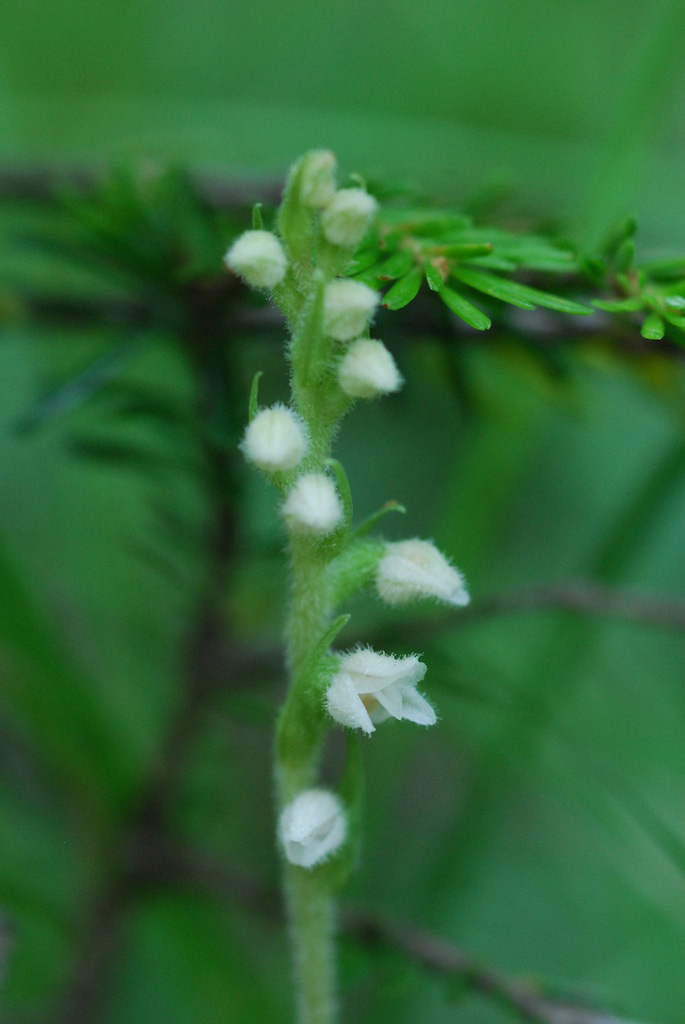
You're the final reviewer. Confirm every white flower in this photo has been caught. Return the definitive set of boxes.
[376,540,470,608]
[224,230,287,289]
[299,150,337,208]
[321,188,378,248]
[337,339,402,398]
[325,647,435,735]
[241,405,308,473]
[323,280,380,341]
[278,789,347,868]
[283,473,343,535]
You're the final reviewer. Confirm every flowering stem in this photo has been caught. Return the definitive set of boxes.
[230,152,462,1024]
[277,545,340,1024]
[277,372,340,1022]
[284,865,337,1024]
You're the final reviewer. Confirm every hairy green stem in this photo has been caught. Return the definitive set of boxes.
[277,538,338,1024]
[285,865,337,1024]
[277,391,340,1022]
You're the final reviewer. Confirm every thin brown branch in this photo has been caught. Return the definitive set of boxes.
[0,163,282,208]
[0,913,13,997]
[448,580,685,632]
[372,582,685,655]
[206,579,685,699]
[132,843,647,1024]
[48,259,245,1024]
[345,910,647,1024]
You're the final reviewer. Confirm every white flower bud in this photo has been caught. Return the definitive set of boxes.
[337,339,402,398]
[323,280,380,341]
[321,188,378,248]
[376,539,470,607]
[299,150,337,208]
[224,230,287,289]
[241,404,308,473]
[283,473,343,535]
[325,647,434,734]
[278,789,347,868]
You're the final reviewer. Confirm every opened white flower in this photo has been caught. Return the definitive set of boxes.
[325,647,435,735]
[283,473,343,535]
[242,404,308,472]
[323,280,380,341]
[338,338,402,398]
[224,230,287,289]
[321,188,378,248]
[376,539,470,607]
[278,789,347,869]
[299,150,337,208]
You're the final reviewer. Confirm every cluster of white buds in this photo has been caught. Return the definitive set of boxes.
[325,647,435,735]
[376,539,470,607]
[278,788,347,868]
[337,338,402,399]
[241,404,308,473]
[321,188,378,249]
[282,473,343,536]
[224,230,288,290]
[323,280,380,341]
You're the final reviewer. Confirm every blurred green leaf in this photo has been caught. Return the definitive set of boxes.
[615,237,636,273]
[439,286,491,330]
[14,336,146,435]
[593,297,643,312]
[381,267,423,310]
[377,250,414,281]
[641,312,665,340]
[601,215,637,260]
[424,261,444,293]
[453,266,592,314]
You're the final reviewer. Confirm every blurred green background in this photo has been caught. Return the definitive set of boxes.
[0,1,684,1022]
[1,0,685,244]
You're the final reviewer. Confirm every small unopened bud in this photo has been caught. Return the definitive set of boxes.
[376,539,470,607]
[283,473,343,535]
[338,339,402,398]
[321,188,378,248]
[242,405,308,472]
[224,230,287,289]
[278,789,347,868]
[323,280,380,341]
[299,150,337,209]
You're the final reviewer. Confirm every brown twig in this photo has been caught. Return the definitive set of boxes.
[203,579,685,697]
[48,255,245,1024]
[345,911,647,1024]
[129,842,647,1024]
[0,164,282,208]
[0,913,13,997]
[448,580,685,632]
